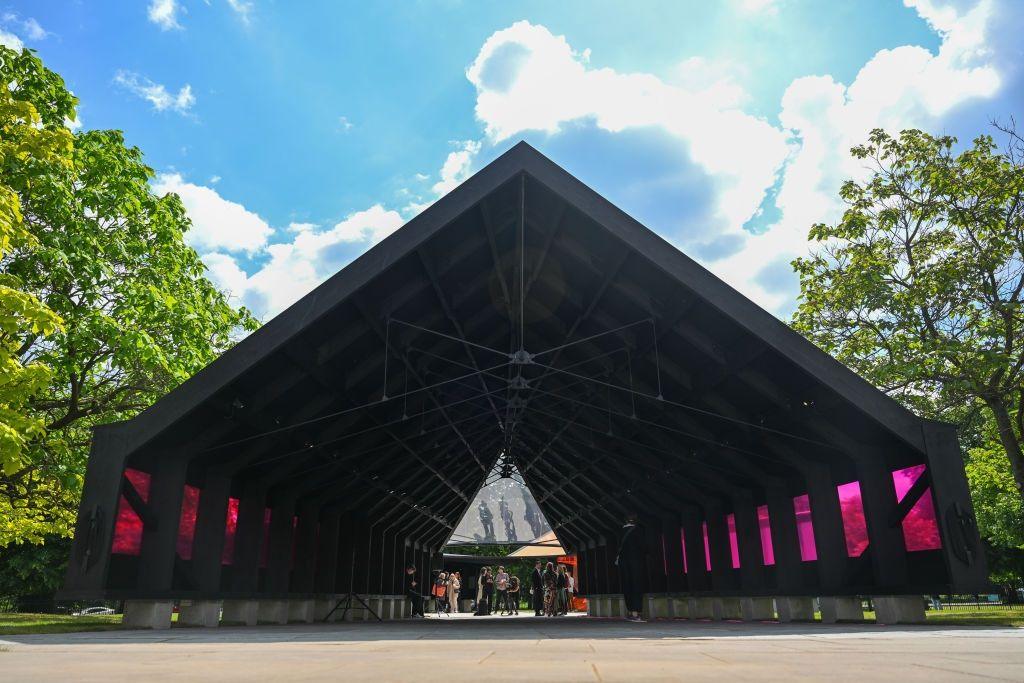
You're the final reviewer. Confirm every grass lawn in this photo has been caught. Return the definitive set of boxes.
[924,608,1024,627]
[0,612,124,636]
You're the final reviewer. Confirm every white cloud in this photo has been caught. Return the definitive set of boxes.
[226,0,254,24]
[114,70,195,114]
[209,175,222,184]
[153,173,273,254]
[432,140,482,194]
[148,0,182,30]
[338,115,354,131]
[0,29,21,50]
[466,21,790,235]
[192,204,404,318]
[464,8,1006,315]
[21,17,47,40]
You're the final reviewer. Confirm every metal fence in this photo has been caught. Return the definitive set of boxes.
[927,595,1024,611]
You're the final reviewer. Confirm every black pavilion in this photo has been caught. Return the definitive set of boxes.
[62,142,989,604]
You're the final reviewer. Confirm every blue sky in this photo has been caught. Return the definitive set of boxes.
[3,0,1022,320]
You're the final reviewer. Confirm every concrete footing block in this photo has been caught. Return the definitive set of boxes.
[775,597,814,622]
[222,599,259,626]
[612,595,627,618]
[258,599,290,625]
[669,597,688,618]
[873,595,926,624]
[688,597,714,619]
[820,596,864,623]
[288,599,315,623]
[123,600,173,630]
[741,597,775,621]
[178,600,221,627]
[314,597,336,622]
[712,597,742,620]
[644,596,671,619]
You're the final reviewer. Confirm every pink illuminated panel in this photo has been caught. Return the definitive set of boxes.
[221,497,240,565]
[757,505,775,566]
[837,481,869,557]
[892,465,942,551]
[176,484,201,560]
[112,468,151,555]
[680,527,688,574]
[793,494,818,561]
[726,514,740,569]
[702,521,712,571]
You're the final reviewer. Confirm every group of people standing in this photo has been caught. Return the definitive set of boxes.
[531,560,574,617]
[472,566,521,615]
[431,571,462,613]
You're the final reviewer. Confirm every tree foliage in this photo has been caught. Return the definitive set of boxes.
[0,46,258,546]
[793,126,1024,509]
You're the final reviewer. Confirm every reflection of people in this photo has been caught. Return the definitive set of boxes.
[478,501,495,541]
[499,495,518,541]
[615,512,646,622]
[404,564,424,618]
[521,487,544,538]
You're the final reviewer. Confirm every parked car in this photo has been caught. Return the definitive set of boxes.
[72,606,115,616]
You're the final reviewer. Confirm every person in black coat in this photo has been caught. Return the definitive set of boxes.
[404,564,425,618]
[615,512,646,622]
[530,560,544,616]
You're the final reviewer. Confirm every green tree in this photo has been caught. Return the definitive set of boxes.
[0,46,258,546]
[0,50,69,482]
[793,125,1024,506]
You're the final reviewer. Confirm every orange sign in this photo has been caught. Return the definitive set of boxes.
[557,555,576,566]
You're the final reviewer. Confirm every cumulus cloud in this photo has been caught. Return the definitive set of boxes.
[147,0,182,31]
[465,21,790,238]
[196,205,404,317]
[0,12,48,48]
[462,6,1007,315]
[153,173,273,254]
[114,70,195,114]
[0,29,21,50]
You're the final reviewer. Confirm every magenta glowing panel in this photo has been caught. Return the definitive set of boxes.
[792,494,818,562]
[726,514,740,569]
[702,521,712,571]
[221,497,240,565]
[756,504,775,566]
[680,527,688,574]
[111,468,151,555]
[837,481,869,557]
[892,465,942,551]
[176,484,201,560]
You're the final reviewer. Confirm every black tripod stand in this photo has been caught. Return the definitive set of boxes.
[323,593,382,622]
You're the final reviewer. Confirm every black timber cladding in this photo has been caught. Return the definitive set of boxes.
[62,142,989,600]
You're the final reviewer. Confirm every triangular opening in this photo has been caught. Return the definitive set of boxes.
[446,455,554,550]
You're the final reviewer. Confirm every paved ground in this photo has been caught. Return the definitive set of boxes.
[2,612,1022,682]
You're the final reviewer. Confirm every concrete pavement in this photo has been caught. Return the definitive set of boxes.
[2,612,1022,682]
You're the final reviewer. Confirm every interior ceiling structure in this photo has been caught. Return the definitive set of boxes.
[129,143,923,547]
[65,142,988,600]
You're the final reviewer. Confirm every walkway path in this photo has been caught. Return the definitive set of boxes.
[3,613,1021,681]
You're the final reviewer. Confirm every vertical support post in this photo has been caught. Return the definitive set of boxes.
[264,498,296,594]
[191,472,231,594]
[231,483,267,593]
[856,456,908,589]
[732,496,765,592]
[706,505,735,591]
[766,487,802,593]
[681,507,710,592]
[663,518,685,592]
[291,503,319,594]
[138,454,188,592]
[314,510,341,594]
[805,465,847,593]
